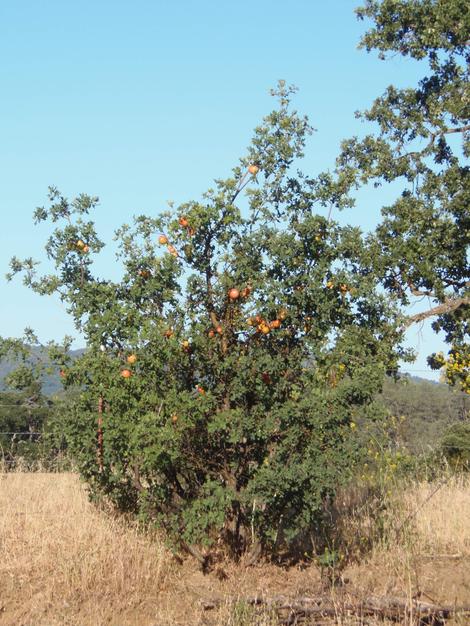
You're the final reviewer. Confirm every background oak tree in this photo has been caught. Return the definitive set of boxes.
[319,0,469,392]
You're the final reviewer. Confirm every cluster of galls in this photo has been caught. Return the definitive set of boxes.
[75,239,90,253]
[227,286,252,301]
[158,234,178,258]
[120,353,137,378]
[246,309,287,335]
[157,215,196,260]
[326,280,350,295]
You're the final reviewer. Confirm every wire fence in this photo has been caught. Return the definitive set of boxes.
[1,429,70,472]
[0,432,42,436]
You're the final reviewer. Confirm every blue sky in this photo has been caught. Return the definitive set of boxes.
[0,0,446,379]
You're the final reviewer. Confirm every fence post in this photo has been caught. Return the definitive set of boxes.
[97,396,104,472]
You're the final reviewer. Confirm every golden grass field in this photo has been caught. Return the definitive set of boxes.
[1,472,469,625]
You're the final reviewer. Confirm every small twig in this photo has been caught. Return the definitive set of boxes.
[230,169,250,205]
[417,553,464,560]
[440,124,470,135]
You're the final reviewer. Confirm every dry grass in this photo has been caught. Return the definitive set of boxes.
[0,472,172,625]
[1,471,469,625]
[404,476,470,555]
[344,474,470,624]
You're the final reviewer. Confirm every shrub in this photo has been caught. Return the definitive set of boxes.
[8,84,407,560]
[441,422,470,468]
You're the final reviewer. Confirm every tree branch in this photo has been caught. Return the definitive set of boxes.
[230,169,250,205]
[442,124,470,135]
[401,124,470,161]
[407,279,434,298]
[404,295,470,328]
[201,593,470,622]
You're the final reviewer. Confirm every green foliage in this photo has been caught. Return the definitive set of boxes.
[0,385,65,469]
[8,82,406,558]
[428,345,470,394]
[357,0,470,60]
[441,422,470,467]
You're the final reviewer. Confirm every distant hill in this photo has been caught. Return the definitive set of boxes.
[379,375,470,452]
[0,347,84,395]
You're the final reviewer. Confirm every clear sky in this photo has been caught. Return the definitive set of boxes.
[0,0,446,379]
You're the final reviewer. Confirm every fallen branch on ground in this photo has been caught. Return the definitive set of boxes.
[201,593,470,624]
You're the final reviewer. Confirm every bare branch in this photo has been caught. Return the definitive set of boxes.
[442,124,470,135]
[404,295,470,328]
